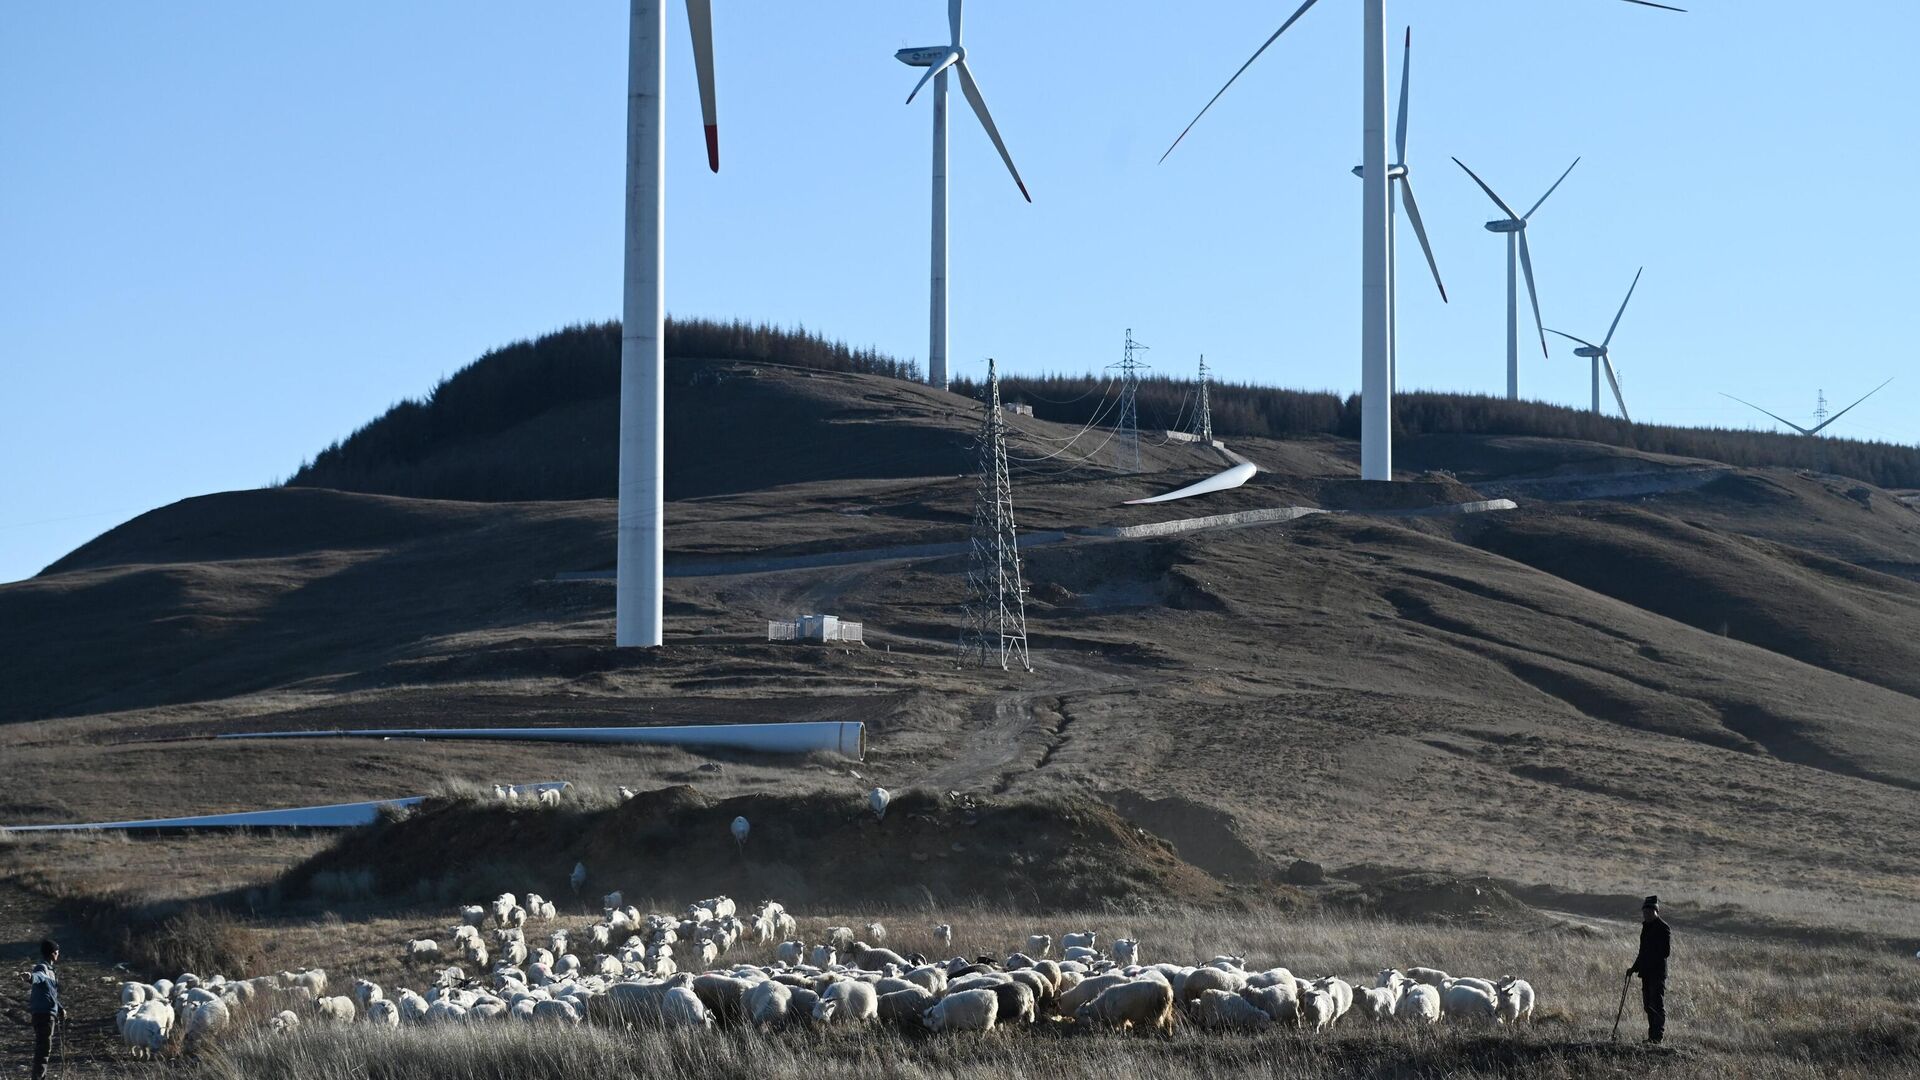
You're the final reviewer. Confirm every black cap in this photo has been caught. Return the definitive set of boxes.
[39,938,59,960]
[1642,895,1660,909]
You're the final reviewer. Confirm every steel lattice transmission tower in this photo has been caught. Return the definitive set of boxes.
[1192,354,1214,444]
[961,358,1031,672]
[1813,390,1830,426]
[1109,329,1150,471]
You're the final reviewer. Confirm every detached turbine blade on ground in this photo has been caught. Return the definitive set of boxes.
[1808,377,1897,435]
[1719,393,1817,436]
[1452,157,1523,221]
[1159,0,1324,164]
[1398,178,1446,302]
[1517,232,1549,358]
[1604,267,1644,348]
[1524,157,1581,220]
[684,0,719,172]
[1603,355,1632,421]
[955,60,1031,202]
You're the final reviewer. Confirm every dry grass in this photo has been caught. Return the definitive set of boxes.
[135,906,1920,1080]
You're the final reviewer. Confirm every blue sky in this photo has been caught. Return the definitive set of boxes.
[4,1,1915,582]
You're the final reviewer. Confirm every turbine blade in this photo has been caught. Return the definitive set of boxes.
[1546,328,1599,350]
[1397,177,1446,302]
[1452,157,1521,221]
[1604,356,1632,422]
[905,48,961,104]
[1523,156,1581,220]
[1620,0,1688,11]
[1395,27,1411,166]
[1809,376,1896,434]
[955,60,1031,202]
[1719,392,1816,436]
[1159,0,1324,165]
[1603,266,1644,349]
[1517,231,1549,358]
[684,0,719,172]
[950,0,963,43]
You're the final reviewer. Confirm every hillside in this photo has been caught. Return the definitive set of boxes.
[6,327,1920,956]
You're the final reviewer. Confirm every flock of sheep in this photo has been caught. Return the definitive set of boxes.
[109,883,1537,1057]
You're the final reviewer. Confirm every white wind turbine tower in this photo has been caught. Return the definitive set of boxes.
[1163,0,1684,481]
[1351,28,1447,395]
[1453,156,1580,403]
[617,0,720,649]
[898,0,1031,391]
[1547,267,1644,420]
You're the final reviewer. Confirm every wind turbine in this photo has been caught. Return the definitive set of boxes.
[1162,0,1682,482]
[1351,28,1447,395]
[617,0,720,649]
[1453,156,1580,403]
[1721,379,1895,436]
[899,0,1031,392]
[1547,267,1643,420]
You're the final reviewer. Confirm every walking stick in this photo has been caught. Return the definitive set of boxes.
[1610,972,1632,1043]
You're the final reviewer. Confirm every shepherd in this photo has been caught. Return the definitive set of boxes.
[26,938,64,1080]
[1627,896,1671,1044]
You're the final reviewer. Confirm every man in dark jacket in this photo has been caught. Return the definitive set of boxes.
[26,938,63,1080]
[1627,896,1671,1043]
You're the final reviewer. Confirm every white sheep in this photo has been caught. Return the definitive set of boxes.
[1061,931,1097,951]
[731,816,750,849]
[1495,977,1536,1024]
[1076,980,1176,1035]
[1025,934,1053,959]
[868,787,891,820]
[775,940,806,965]
[570,862,587,895]
[1314,976,1354,1023]
[397,988,430,1023]
[746,979,795,1028]
[1297,988,1336,1033]
[1406,966,1449,988]
[537,788,560,807]
[367,999,401,1027]
[314,995,356,1023]
[659,986,713,1028]
[933,923,953,949]
[815,979,879,1024]
[924,987,999,1032]
[864,921,888,945]
[406,939,441,963]
[269,1008,302,1032]
[532,998,581,1024]
[1112,938,1140,966]
[1194,988,1271,1031]
[810,945,838,969]
[1242,984,1299,1024]
[351,978,383,1011]
[1395,983,1441,1025]
[123,1001,173,1058]
[602,890,624,914]
[1440,981,1499,1022]
[1356,986,1397,1021]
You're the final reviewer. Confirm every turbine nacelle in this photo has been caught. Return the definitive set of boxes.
[1484,219,1526,234]
[1571,346,1606,359]
[896,45,962,67]
[1350,164,1409,180]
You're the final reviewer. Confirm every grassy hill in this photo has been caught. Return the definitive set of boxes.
[6,320,1920,976]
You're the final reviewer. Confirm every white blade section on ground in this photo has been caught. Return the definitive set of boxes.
[1125,462,1258,505]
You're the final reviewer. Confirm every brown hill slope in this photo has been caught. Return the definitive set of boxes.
[6,361,1919,942]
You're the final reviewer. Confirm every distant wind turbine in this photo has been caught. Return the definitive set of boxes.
[1547,267,1645,421]
[1352,28,1447,395]
[899,0,1031,391]
[1721,379,1895,437]
[618,0,720,649]
[1162,0,1682,482]
[1454,156,1580,403]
